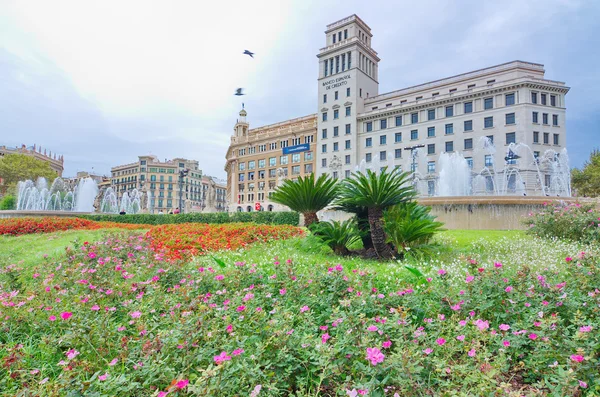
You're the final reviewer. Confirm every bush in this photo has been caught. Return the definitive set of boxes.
[524,202,600,245]
[78,211,300,226]
[309,218,361,255]
[0,194,16,210]
[0,217,149,236]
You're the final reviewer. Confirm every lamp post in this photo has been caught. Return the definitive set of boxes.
[178,169,189,213]
[405,144,425,188]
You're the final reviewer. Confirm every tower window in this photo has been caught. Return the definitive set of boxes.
[344,29,348,39]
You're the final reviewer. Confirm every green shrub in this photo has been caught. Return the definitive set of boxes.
[524,202,600,245]
[78,211,300,226]
[309,218,361,255]
[0,194,16,210]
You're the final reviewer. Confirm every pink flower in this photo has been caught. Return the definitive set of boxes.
[66,349,79,360]
[382,340,392,349]
[214,351,232,365]
[226,324,233,333]
[321,333,331,344]
[438,269,447,276]
[465,275,475,283]
[232,349,244,356]
[130,311,141,318]
[436,338,446,346]
[158,393,168,397]
[474,319,489,331]
[214,275,224,280]
[91,305,100,311]
[529,333,538,340]
[60,312,72,320]
[300,306,310,313]
[565,257,573,263]
[579,326,592,333]
[468,348,476,357]
[367,325,378,332]
[570,354,584,363]
[365,347,385,365]
[109,358,118,366]
[319,325,329,331]
[456,335,465,341]
[423,348,433,355]
[98,373,108,381]
[175,379,189,389]
[279,288,286,295]
[88,252,96,259]
[579,380,588,388]
[494,262,503,268]
[505,286,513,293]
[236,305,246,312]
[499,324,511,331]
[49,315,56,321]
[503,340,510,347]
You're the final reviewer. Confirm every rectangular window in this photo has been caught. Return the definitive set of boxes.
[484,97,493,110]
[333,126,339,137]
[345,124,351,134]
[411,112,418,124]
[445,123,453,135]
[551,95,556,107]
[531,92,537,104]
[380,135,387,145]
[428,180,435,196]
[395,116,402,126]
[506,132,516,145]
[427,143,435,155]
[334,109,339,119]
[543,133,549,144]
[322,158,327,167]
[366,153,372,162]
[464,102,473,113]
[541,93,547,105]
[292,153,300,163]
[485,155,493,167]
[505,93,515,106]
[292,165,300,175]
[543,113,548,125]
[534,151,540,159]
[428,109,435,120]
[345,170,350,178]
[344,29,348,39]
[322,129,327,139]
[395,148,402,158]
[335,91,339,100]
[321,144,327,153]
[506,113,515,125]
[347,87,350,97]
[464,138,473,150]
[380,119,387,129]
[304,151,313,161]
[464,120,473,131]
[445,105,454,117]
[553,133,559,145]
[322,112,327,122]
[395,132,402,143]
[427,126,435,137]
[484,116,494,128]
[324,60,328,77]
[411,130,418,140]
[445,141,454,152]
[380,151,387,161]
[346,106,351,116]
[533,131,539,143]
[533,112,539,123]
[345,155,351,164]
[345,140,351,149]
[238,174,244,182]
[323,94,327,103]
[333,142,339,151]
[486,135,494,145]
[366,122,373,132]
[427,161,436,173]
[552,114,558,126]
[238,163,245,171]
[466,157,473,169]
[258,159,266,168]
[366,137,372,147]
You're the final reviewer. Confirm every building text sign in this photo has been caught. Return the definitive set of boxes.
[282,143,310,155]
[322,74,351,90]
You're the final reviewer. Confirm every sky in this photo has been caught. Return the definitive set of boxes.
[1,0,599,179]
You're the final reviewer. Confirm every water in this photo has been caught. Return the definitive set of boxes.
[438,152,471,196]
[16,177,150,213]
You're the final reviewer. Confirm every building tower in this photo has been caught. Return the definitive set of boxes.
[316,15,380,179]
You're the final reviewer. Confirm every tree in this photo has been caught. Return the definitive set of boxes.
[0,154,58,194]
[571,149,600,197]
[336,167,416,259]
[271,173,338,227]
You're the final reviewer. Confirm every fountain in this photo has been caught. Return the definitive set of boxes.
[438,152,471,196]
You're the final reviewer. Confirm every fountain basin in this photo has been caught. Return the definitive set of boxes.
[0,210,94,219]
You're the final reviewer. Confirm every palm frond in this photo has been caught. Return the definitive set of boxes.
[270,173,338,213]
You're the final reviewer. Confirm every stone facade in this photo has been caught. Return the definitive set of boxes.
[0,144,64,176]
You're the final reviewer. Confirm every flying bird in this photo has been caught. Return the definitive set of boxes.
[243,50,254,58]
[234,88,245,96]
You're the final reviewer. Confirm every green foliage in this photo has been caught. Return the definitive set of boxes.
[78,211,299,226]
[383,202,446,257]
[0,194,16,210]
[524,202,600,245]
[571,149,600,197]
[309,218,362,255]
[270,173,338,226]
[0,154,57,193]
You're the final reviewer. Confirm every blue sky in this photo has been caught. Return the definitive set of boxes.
[1,0,599,178]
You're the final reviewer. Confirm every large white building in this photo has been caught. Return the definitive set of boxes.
[226,15,570,210]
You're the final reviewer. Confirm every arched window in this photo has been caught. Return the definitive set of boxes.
[268,205,274,212]
[237,206,242,212]
[247,206,252,212]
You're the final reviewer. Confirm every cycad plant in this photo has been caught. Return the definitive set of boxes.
[336,167,416,259]
[309,218,361,255]
[271,173,338,227]
[383,202,445,258]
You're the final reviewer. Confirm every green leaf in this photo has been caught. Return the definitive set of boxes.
[211,256,227,269]
[404,265,426,283]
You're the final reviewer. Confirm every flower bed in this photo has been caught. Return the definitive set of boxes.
[524,202,600,245]
[0,217,152,236]
[146,223,305,260]
[0,234,598,395]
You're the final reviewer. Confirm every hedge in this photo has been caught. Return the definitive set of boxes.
[78,211,300,226]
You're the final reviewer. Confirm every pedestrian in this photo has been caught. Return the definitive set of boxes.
[174,207,180,214]
[158,210,164,215]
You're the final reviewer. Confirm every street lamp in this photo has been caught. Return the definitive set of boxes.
[405,144,425,187]
[178,169,189,213]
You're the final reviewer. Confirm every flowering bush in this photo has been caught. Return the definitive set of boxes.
[524,202,600,245]
[0,217,150,236]
[146,223,304,260]
[0,233,598,395]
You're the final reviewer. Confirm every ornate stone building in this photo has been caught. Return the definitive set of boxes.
[0,144,64,176]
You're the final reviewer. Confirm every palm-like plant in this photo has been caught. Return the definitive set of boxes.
[271,173,338,227]
[309,219,361,255]
[336,167,416,259]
